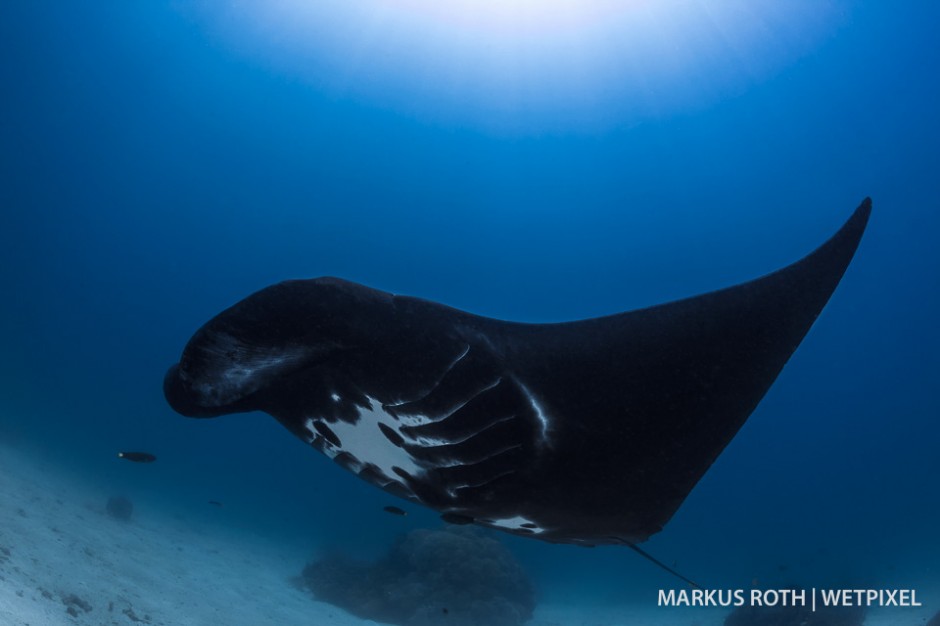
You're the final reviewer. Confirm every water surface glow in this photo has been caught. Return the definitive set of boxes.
[190,0,846,132]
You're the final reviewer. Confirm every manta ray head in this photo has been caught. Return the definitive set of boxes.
[163,278,377,417]
[163,333,319,417]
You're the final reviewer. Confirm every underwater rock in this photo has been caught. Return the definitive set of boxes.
[724,594,865,626]
[105,496,133,521]
[301,526,535,626]
[62,592,92,616]
[123,606,151,623]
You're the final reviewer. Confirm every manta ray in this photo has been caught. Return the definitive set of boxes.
[164,199,871,582]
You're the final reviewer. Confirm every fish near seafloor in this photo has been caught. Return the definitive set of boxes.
[117,451,157,463]
[383,505,407,516]
[163,199,871,553]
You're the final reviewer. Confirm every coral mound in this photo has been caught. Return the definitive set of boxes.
[105,496,133,521]
[301,526,535,626]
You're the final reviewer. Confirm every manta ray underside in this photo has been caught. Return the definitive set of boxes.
[165,199,871,556]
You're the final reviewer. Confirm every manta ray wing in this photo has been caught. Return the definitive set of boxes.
[164,198,871,546]
[452,198,872,542]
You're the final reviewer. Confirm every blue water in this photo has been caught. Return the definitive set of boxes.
[1,0,938,620]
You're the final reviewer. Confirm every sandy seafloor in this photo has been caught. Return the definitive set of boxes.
[0,440,935,626]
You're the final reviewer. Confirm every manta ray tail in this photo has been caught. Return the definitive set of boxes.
[621,541,700,589]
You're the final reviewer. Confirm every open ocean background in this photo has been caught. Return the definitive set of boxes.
[1,0,937,621]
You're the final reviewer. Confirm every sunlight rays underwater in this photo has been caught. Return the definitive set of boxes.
[184,0,847,134]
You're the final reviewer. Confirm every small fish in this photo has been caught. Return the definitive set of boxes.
[117,452,156,463]
[208,501,223,507]
[440,512,474,525]
[383,506,407,516]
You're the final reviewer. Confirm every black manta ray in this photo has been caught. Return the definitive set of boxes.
[164,199,870,565]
